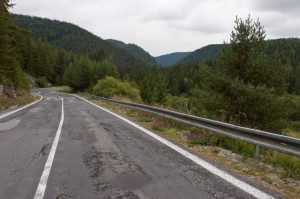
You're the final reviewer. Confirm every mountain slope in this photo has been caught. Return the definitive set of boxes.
[155,52,191,67]
[107,39,157,65]
[178,44,222,64]
[11,14,148,68]
[176,39,300,65]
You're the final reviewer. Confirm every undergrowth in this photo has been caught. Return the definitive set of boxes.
[0,90,36,112]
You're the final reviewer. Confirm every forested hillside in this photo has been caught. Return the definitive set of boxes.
[155,52,191,67]
[107,39,157,65]
[11,14,149,68]
[2,4,299,139]
[178,44,221,64]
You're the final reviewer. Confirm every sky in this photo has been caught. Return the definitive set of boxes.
[10,0,300,57]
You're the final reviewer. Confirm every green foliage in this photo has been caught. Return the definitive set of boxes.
[64,55,92,91]
[264,152,300,179]
[139,79,153,104]
[57,87,73,93]
[92,76,141,102]
[13,67,30,90]
[11,14,149,68]
[107,39,157,65]
[0,1,17,82]
[188,138,207,146]
[89,56,119,86]
[35,76,48,88]
[179,44,222,64]
[93,48,106,62]
[166,95,190,113]
[153,73,169,105]
[192,16,293,133]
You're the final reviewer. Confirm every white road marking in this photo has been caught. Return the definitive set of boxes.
[34,97,64,199]
[0,95,43,119]
[76,95,275,199]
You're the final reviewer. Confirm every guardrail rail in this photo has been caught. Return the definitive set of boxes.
[79,92,300,158]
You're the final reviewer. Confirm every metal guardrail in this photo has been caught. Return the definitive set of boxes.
[79,92,300,158]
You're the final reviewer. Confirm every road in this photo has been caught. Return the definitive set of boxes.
[0,88,285,199]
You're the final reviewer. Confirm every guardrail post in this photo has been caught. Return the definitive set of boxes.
[254,145,260,158]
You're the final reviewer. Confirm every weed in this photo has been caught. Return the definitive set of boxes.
[139,118,152,122]
[152,125,164,132]
[0,90,35,112]
[263,152,300,180]
[188,138,207,146]
[211,148,220,153]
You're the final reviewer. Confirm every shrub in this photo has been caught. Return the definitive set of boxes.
[35,76,48,88]
[92,76,141,102]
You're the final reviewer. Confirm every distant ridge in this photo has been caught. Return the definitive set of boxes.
[155,52,191,67]
[107,39,157,65]
[179,44,222,64]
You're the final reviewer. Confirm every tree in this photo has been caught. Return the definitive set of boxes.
[140,79,153,104]
[153,73,169,105]
[0,0,17,83]
[198,16,292,133]
[93,48,106,62]
[220,16,286,93]
[64,55,91,91]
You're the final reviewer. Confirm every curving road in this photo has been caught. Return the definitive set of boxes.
[0,88,285,199]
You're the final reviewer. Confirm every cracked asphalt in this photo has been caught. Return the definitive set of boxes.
[0,88,286,199]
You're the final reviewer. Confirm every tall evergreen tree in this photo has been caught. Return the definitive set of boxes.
[198,16,292,133]
[0,0,18,83]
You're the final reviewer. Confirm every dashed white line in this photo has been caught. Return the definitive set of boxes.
[76,95,275,199]
[0,95,43,119]
[34,96,64,199]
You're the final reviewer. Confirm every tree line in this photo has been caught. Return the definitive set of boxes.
[1,2,298,135]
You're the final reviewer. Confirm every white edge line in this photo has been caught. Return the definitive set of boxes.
[75,94,275,199]
[0,94,43,119]
[34,97,64,199]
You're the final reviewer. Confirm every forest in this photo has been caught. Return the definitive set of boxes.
[1,0,300,137]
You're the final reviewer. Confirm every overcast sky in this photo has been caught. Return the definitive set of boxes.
[10,0,300,56]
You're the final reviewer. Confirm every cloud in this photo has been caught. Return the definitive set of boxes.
[171,17,227,34]
[10,0,300,56]
[253,0,300,15]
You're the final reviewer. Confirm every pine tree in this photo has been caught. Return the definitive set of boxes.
[199,15,292,133]
[153,73,169,105]
[0,0,18,83]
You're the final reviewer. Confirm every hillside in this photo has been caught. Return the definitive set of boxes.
[175,39,300,66]
[11,14,148,68]
[107,39,157,65]
[155,52,191,67]
[178,44,222,64]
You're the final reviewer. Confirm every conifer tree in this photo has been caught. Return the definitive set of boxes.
[199,15,292,133]
[0,0,18,83]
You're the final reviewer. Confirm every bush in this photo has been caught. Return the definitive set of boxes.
[35,76,48,88]
[92,76,141,102]
[166,95,190,113]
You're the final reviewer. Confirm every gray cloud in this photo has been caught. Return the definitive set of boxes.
[10,0,300,56]
[254,0,300,14]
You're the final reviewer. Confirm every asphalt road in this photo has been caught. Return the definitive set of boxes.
[0,88,286,199]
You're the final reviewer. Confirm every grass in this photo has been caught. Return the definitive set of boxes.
[56,87,73,93]
[0,90,37,113]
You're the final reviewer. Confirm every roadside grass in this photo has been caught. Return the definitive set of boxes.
[56,87,73,93]
[82,95,300,199]
[284,125,300,139]
[0,90,37,113]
